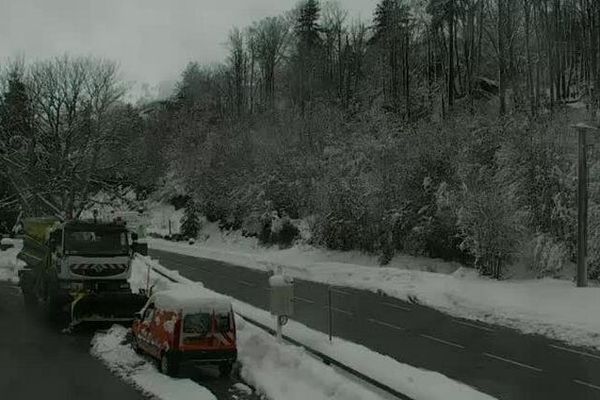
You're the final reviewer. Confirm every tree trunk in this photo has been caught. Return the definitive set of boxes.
[498,0,508,115]
[448,5,455,109]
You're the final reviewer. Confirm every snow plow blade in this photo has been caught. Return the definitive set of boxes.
[70,292,147,326]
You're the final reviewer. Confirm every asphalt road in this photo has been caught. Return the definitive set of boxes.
[0,281,145,400]
[150,248,600,400]
[0,280,260,400]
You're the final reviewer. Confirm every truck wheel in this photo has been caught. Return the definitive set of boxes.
[219,362,233,377]
[160,353,179,377]
[23,293,38,309]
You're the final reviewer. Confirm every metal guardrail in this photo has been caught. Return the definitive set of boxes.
[147,264,414,400]
[238,314,414,400]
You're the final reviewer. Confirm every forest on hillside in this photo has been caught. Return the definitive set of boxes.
[2,0,600,279]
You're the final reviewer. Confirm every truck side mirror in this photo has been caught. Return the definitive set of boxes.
[132,242,148,256]
[133,311,142,321]
[131,232,139,242]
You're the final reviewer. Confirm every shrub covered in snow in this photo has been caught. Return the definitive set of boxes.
[530,233,569,277]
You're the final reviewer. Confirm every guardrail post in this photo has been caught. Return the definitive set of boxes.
[146,262,151,293]
[276,317,283,342]
[328,286,332,342]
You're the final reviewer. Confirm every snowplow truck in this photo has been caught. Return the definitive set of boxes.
[17,218,148,326]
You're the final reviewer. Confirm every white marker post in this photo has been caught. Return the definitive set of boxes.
[269,267,294,342]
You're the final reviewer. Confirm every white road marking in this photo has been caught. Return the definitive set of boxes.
[420,334,465,349]
[330,288,351,296]
[452,319,494,333]
[238,280,256,287]
[367,318,404,331]
[172,260,211,273]
[294,296,315,304]
[483,353,542,372]
[549,344,600,361]
[382,302,411,312]
[328,306,353,316]
[574,379,600,391]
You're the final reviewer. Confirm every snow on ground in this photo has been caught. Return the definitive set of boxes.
[91,325,216,400]
[236,317,388,400]
[146,203,184,237]
[0,239,24,283]
[132,255,496,400]
[148,227,600,351]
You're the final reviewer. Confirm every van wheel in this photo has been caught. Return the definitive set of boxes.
[131,335,142,355]
[219,362,233,377]
[160,353,179,377]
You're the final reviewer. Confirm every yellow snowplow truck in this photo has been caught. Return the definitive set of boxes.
[17,218,148,327]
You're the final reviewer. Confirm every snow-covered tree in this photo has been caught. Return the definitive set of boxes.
[0,55,126,218]
[180,198,201,239]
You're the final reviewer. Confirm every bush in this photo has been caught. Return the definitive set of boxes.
[256,211,300,248]
[457,174,525,278]
[272,218,300,248]
[530,233,569,277]
[180,199,202,239]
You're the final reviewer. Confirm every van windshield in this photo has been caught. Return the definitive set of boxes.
[183,313,211,336]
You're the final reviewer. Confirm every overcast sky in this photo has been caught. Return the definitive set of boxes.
[1,0,378,86]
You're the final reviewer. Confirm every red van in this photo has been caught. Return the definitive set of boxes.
[131,286,237,377]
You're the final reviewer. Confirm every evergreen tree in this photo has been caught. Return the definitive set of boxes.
[0,64,34,222]
[292,0,324,115]
[295,0,322,50]
[371,0,411,114]
[0,64,34,144]
[180,198,201,239]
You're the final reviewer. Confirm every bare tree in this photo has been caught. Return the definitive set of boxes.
[227,27,249,117]
[248,16,290,110]
[0,55,126,218]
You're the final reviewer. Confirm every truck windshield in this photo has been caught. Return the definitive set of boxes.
[64,230,129,255]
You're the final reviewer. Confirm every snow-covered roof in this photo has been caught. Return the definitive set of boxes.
[151,284,232,314]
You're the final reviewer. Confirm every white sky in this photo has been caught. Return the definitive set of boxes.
[1,0,378,85]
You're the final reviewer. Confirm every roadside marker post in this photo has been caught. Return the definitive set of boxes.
[328,286,332,342]
[269,267,294,342]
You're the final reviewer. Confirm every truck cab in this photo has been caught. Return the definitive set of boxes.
[18,218,147,325]
[56,221,132,283]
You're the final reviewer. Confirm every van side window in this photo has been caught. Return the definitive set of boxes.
[216,313,230,333]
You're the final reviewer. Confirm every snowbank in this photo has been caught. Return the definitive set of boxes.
[132,256,495,400]
[0,239,24,283]
[91,325,216,400]
[145,202,184,237]
[149,235,600,351]
[236,317,387,400]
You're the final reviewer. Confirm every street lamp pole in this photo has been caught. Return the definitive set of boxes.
[574,123,600,287]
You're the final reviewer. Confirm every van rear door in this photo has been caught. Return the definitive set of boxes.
[181,311,235,349]
[181,312,212,347]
